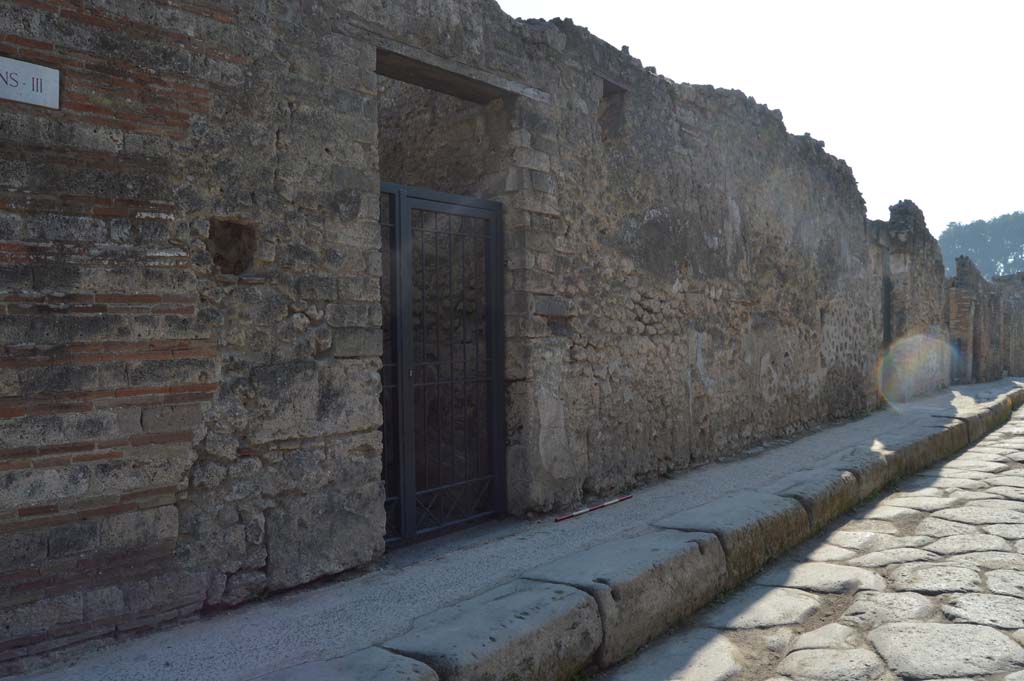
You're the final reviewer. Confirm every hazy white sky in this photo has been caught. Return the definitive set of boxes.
[497,0,1023,236]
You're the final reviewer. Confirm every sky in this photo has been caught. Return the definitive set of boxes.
[496,0,1023,237]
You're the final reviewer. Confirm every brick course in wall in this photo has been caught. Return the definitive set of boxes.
[0,0,1018,671]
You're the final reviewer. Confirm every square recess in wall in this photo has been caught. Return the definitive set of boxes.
[599,78,626,141]
[207,219,257,275]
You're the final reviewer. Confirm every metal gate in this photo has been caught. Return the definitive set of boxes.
[380,184,505,542]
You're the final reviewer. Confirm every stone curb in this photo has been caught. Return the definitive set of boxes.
[286,387,1024,681]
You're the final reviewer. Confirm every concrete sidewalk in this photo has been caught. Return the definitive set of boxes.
[19,379,1024,681]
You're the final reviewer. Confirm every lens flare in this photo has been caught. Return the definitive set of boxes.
[877,333,958,407]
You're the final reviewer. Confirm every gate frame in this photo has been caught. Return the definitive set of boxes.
[381,182,507,543]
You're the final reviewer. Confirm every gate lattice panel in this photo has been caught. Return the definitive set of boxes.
[380,184,505,542]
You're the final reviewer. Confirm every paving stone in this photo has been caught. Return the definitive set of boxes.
[957,451,1012,462]
[382,580,600,681]
[988,476,1024,489]
[987,570,1024,598]
[987,486,1024,501]
[777,648,885,681]
[790,623,861,651]
[970,499,1024,511]
[916,468,992,480]
[887,563,982,593]
[903,477,988,491]
[948,490,1000,500]
[653,493,809,586]
[896,487,955,497]
[943,593,1024,628]
[933,507,1024,525]
[924,534,1012,554]
[855,505,922,522]
[822,531,888,551]
[985,524,1024,539]
[257,647,438,681]
[915,517,982,537]
[882,496,959,511]
[868,623,1024,678]
[804,544,858,562]
[940,460,1008,473]
[763,628,797,654]
[838,519,899,534]
[947,551,1024,570]
[601,628,741,681]
[701,586,820,630]
[524,530,726,666]
[846,548,937,567]
[839,591,937,627]
[755,562,885,593]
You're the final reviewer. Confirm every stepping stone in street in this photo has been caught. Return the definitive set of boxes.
[916,517,982,537]
[933,507,1024,525]
[777,648,885,681]
[847,548,937,568]
[887,563,982,593]
[943,593,1024,628]
[984,524,1024,539]
[755,562,885,593]
[988,570,1024,598]
[869,623,1024,678]
[839,591,937,628]
[790,623,861,651]
[601,628,742,681]
[882,496,959,512]
[702,586,820,630]
[947,551,1024,570]
[924,534,1011,555]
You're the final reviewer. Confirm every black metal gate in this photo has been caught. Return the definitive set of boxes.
[380,184,505,542]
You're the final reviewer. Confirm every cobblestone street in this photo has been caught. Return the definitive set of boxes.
[601,407,1024,681]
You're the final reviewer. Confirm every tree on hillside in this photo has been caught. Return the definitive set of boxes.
[939,212,1024,278]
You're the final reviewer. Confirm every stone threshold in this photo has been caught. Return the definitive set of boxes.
[261,385,1024,681]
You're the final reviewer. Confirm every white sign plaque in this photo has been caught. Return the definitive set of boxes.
[0,56,59,109]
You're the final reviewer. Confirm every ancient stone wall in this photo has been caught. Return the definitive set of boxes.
[948,257,1024,383]
[870,201,951,402]
[0,0,999,667]
[0,0,385,669]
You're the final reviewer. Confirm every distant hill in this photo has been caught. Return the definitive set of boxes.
[938,212,1024,278]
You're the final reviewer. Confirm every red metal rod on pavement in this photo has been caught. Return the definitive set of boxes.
[554,495,633,522]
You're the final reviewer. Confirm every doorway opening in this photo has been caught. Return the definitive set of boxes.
[376,52,510,542]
